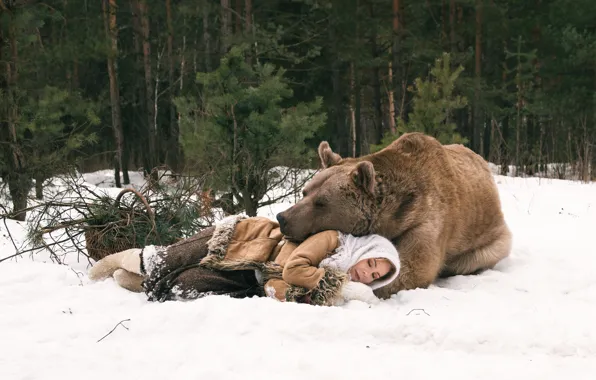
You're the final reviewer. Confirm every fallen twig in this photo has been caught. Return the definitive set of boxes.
[406,308,430,316]
[69,267,84,286]
[97,319,131,343]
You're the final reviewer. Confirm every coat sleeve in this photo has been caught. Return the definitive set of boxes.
[282,230,339,290]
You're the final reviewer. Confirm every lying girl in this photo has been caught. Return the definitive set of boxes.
[88,215,400,306]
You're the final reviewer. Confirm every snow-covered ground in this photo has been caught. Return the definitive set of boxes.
[1,170,596,380]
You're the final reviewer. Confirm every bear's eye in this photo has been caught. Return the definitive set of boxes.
[314,198,327,208]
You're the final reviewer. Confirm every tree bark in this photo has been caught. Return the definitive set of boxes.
[441,0,446,46]
[137,0,156,178]
[387,61,396,135]
[592,68,596,179]
[330,1,347,156]
[473,0,483,155]
[354,0,363,156]
[220,0,231,54]
[245,0,252,35]
[203,5,211,72]
[177,16,187,168]
[391,0,400,129]
[449,0,456,53]
[132,0,157,179]
[102,0,126,187]
[35,173,44,200]
[235,0,242,34]
[1,12,29,220]
[166,0,179,172]
[500,115,509,176]
[72,58,79,89]
[371,36,383,145]
[242,189,257,217]
[349,62,357,157]
[355,69,364,156]
[245,0,253,64]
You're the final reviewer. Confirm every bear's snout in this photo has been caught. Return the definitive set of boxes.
[276,212,287,232]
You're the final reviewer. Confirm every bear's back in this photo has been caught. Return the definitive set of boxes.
[383,133,505,251]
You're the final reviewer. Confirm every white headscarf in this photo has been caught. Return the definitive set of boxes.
[319,232,400,290]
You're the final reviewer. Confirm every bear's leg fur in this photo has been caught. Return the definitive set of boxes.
[113,269,145,292]
[442,225,512,276]
[373,226,445,299]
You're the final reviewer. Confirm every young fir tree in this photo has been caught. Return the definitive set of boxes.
[0,3,100,219]
[176,45,326,216]
[372,53,468,152]
[20,86,100,199]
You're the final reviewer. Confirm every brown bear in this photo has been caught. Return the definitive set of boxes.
[276,132,512,299]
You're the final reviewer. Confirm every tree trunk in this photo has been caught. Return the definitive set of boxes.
[137,0,156,178]
[483,115,491,160]
[330,4,347,156]
[387,61,396,135]
[592,69,596,180]
[203,5,211,72]
[449,0,456,53]
[1,9,29,220]
[473,0,483,155]
[500,115,509,175]
[177,16,187,168]
[391,0,400,128]
[72,58,79,89]
[368,2,383,144]
[242,188,258,217]
[220,0,231,54]
[350,62,357,157]
[35,173,44,200]
[332,68,346,155]
[355,69,364,156]
[354,0,363,156]
[102,0,125,187]
[235,0,242,34]
[441,0,446,46]
[245,0,252,35]
[129,0,145,180]
[245,0,253,64]
[581,115,590,182]
[166,0,179,172]
[515,38,522,173]
[371,37,383,145]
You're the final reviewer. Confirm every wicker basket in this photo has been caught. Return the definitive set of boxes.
[84,188,156,262]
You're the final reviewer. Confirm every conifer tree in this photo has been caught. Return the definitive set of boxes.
[176,45,326,216]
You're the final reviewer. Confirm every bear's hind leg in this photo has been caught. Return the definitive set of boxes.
[443,225,512,276]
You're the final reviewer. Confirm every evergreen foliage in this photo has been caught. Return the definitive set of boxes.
[176,45,326,216]
[372,53,468,151]
[1,0,596,220]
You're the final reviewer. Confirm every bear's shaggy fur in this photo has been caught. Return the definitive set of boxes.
[276,132,512,298]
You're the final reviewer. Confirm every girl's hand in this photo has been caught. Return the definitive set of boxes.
[339,281,381,305]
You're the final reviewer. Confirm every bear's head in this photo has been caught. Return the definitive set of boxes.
[276,141,378,241]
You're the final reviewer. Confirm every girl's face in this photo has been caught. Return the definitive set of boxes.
[349,258,392,284]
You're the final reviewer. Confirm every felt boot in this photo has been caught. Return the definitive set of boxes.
[88,248,142,281]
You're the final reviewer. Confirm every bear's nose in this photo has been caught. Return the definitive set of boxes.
[276,213,286,230]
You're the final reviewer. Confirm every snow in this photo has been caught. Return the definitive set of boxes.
[1,170,596,380]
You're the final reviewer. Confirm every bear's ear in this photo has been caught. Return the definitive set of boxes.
[395,132,425,155]
[351,161,376,195]
[318,141,342,168]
